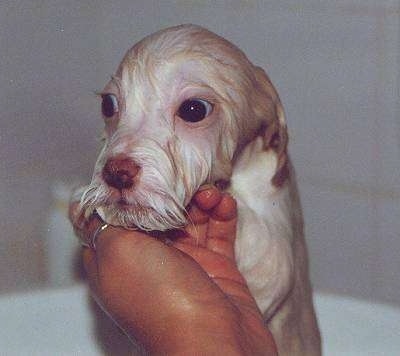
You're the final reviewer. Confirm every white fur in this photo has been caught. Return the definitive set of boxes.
[230,137,294,317]
[73,24,321,355]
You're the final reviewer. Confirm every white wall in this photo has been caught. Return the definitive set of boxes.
[0,1,399,304]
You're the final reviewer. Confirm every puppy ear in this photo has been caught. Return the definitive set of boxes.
[253,67,289,187]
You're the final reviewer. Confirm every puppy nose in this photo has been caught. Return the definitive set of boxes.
[102,156,140,190]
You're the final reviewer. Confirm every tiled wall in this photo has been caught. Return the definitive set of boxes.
[1,1,399,304]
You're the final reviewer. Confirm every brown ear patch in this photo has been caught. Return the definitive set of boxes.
[269,132,281,150]
[271,151,289,187]
[263,119,290,188]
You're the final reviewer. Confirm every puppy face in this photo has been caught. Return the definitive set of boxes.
[78,24,287,231]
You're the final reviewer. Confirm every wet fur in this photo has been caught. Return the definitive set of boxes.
[72,24,321,355]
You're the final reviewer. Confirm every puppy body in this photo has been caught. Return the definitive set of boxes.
[74,25,321,355]
[231,138,321,355]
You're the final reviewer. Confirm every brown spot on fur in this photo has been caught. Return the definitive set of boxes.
[272,153,289,187]
[262,109,289,188]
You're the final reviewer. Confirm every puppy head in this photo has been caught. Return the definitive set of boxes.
[78,24,288,231]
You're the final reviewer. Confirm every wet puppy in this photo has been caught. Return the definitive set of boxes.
[72,24,321,355]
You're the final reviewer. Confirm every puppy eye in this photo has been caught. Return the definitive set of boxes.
[177,99,213,123]
[101,94,119,118]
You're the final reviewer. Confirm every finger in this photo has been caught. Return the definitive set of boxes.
[182,187,222,245]
[181,192,238,256]
[78,213,105,247]
[181,223,208,246]
[211,193,237,221]
[194,185,222,210]
[206,218,237,260]
[186,203,209,224]
[206,238,235,260]
[206,194,237,258]
[207,194,237,243]
[173,242,246,285]
[207,217,237,241]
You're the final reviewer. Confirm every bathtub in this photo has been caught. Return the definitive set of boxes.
[1,283,399,355]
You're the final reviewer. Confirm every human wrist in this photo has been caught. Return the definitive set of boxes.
[156,308,277,356]
[147,312,247,355]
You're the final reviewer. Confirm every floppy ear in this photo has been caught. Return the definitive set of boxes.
[253,67,289,187]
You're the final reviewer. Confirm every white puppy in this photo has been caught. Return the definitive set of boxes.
[73,24,321,355]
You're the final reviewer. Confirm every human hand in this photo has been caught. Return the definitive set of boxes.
[70,186,277,355]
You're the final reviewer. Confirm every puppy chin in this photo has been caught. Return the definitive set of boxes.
[78,139,213,231]
[94,197,188,232]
